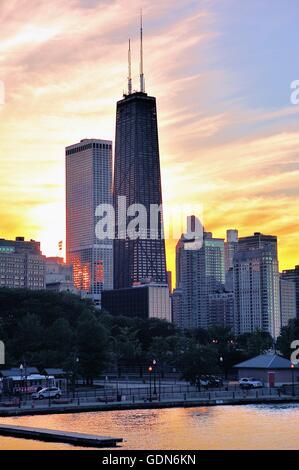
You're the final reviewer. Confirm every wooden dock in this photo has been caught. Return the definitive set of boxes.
[0,424,123,448]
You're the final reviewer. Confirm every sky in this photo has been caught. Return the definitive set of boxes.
[0,0,299,278]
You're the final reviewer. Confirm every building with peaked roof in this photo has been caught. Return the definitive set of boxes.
[0,367,39,378]
[234,354,299,386]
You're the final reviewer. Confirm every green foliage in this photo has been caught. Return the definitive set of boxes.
[277,318,299,358]
[177,340,220,384]
[0,288,107,381]
[0,288,281,384]
[237,330,273,357]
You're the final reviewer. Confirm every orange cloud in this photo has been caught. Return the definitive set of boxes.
[0,0,298,284]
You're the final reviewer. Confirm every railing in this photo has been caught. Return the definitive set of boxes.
[0,386,287,409]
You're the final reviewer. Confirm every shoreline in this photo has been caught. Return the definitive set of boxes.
[0,395,298,418]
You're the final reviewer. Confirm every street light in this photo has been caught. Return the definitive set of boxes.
[219,356,224,379]
[46,374,51,408]
[148,366,153,402]
[291,364,295,397]
[152,359,157,396]
[73,356,79,399]
[19,364,24,403]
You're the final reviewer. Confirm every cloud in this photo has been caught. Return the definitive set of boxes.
[0,0,298,278]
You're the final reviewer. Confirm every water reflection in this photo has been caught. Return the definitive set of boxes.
[0,404,299,450]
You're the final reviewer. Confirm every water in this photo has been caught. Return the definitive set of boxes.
[0,404,298,450]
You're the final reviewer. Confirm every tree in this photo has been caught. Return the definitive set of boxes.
[237,330,273,357]
[147,336,175,377]
[111,326,143,377]
[12,313,44,365]
[75,313,108,385]
[277,319,299,358]
[0,289,106,370]
[177,340,219,386]
[41,318,74,367]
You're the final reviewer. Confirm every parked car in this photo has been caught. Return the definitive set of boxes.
[32,387,62,400]
[208,376,223,387]
[239,377,263,389]
[199,375,223,388]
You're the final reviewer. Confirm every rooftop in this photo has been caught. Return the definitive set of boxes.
[234,354,299,370]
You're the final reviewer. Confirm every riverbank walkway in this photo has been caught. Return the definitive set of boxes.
[0,390,298,417]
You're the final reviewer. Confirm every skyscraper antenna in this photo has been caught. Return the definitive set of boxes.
[140,9,145,93]
[128,38,132,95]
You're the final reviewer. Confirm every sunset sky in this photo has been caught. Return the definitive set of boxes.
[1,0,299,277]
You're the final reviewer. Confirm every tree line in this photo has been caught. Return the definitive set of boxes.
[0,288,294,385]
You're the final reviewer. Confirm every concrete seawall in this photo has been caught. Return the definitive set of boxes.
[0,395,298,417]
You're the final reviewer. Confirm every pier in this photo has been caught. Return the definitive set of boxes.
[0,424,122,448]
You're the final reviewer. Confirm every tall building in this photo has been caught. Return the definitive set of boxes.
[208,291,235,330]
[0,237,45,290]
[281,266,299,317]
[171,288,183,327]
[66,139,113,304]
[175,219,225,329]
[102,283,171,321]
[113,20,167,289]
[45,257,76,293]
[224,229,238,273]
[238,232,278,259]
[233,248,281,338]
[279,277,297,327]
[167,271,172,294]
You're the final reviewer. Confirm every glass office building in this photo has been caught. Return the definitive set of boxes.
[113,92,167,289]
[175,224,225,329]
[66,139,113,304]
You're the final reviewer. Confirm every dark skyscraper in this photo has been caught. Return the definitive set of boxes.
[113,20,167,289]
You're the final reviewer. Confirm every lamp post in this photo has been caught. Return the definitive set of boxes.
[19,364,24,403]
[148,366,153,402]
[291,364,295,397]
[219,356,224,381]
[73,356,79,399]
[24,362,28,398]
[47,374,51,408]
[153,359,157,396]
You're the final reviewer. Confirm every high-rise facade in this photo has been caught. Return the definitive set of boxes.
[45,257,76,294]
[113,17,167,290]
[66,139,113,304]
[233,248,281,338]
[175,222,225,329]
[279,277,297,327]
[238,232,278,259]
[0,237,45,290]
[281,266,299,317]
[102,284,171,321]
[171,288,184,327]
[224,229,238,273]
[113,92,167,289]
[208,291,235,330]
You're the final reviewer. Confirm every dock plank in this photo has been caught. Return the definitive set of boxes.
[0,424,123,448]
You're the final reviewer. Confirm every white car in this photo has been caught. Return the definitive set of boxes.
[32,387,62,400]
[239,377,263,389]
